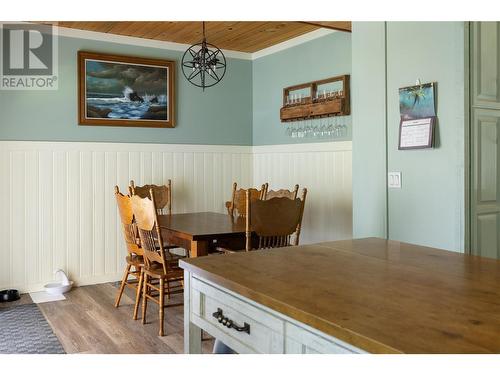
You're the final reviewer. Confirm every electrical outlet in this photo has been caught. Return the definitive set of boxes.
[388,172,401,189]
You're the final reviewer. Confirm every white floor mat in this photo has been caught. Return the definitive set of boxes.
[29,291,66,304]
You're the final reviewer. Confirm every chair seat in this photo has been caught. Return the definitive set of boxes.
[126,254,144,266]
[168,247,188,258]
[144,262,183,279]
[163,242,177,249]
[215,247,247,254]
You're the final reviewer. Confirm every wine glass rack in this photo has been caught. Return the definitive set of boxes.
[280,74,350,122]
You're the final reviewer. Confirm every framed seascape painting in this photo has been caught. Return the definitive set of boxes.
[78,51,175,128]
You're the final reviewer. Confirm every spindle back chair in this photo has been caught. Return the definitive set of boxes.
[264,184,299,200]
[131,190,183,336]
[114,186,143,320]
[245,188,307,250]
[225,182,267,217]
[130,179,172,215]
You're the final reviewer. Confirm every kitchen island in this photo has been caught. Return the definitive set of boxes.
[180,238,500,353]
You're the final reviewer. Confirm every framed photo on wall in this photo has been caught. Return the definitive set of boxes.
[78,51,175,128]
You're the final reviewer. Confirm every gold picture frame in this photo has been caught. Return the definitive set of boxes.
[78,51,175,128]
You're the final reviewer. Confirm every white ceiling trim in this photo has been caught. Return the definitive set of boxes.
[13,22,340,61]
[251,28,336,60]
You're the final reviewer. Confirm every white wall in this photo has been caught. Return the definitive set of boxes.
[0,140,352,292]
[253,142,352,244]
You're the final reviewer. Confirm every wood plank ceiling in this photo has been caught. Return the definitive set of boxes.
[40,21,351,53]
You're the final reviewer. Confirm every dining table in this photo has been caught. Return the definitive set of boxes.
[158,212,246,257]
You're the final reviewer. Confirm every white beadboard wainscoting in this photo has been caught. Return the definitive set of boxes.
[253,142,352,245]
[0,141,253,292]
[0,140,352,292]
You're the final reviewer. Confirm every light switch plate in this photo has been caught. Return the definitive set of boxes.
[388,172,402,189]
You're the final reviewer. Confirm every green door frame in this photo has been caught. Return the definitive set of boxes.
[464,21,471,254]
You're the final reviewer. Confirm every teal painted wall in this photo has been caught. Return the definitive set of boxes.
[352,21,465,252]
[252,32,352,145]
[0,35,253,145]
[386,22,465,252]
[0,31,352,146]
[352,22,387,239]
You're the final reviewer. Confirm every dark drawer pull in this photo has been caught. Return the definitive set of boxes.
[212,308,250,335]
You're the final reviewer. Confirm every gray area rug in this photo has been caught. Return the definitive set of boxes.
[0,303,65,354]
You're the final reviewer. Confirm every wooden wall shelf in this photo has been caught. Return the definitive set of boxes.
[280,75,350,122]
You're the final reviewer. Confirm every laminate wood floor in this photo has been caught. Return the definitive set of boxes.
[2,283,214,354]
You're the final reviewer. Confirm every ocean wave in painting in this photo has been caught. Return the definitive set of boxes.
[86,86,168,120]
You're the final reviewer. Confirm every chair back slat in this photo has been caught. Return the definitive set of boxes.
[265,184,299,200]
[137,228,164,265]
[258,235,290,249]
[130,179,172,215]
[131,190,172,274]
[114,186,142,256]
[246,188,307,251]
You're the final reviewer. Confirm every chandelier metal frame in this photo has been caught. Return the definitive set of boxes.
[181,22,227,90]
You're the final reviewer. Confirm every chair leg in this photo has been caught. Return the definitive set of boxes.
[142,274,148,324]
[159,278,165,336]
[115,264,131,308]
[166,279,171,300]
[133,267,144,320]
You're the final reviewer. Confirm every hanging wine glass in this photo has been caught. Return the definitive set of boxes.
[327,119,334,137]
[320,118,327,137]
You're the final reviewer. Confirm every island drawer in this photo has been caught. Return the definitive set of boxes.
[285,322,364,354]
[190,277,284,354]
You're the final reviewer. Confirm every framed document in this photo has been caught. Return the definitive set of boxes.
[398,116,435,150]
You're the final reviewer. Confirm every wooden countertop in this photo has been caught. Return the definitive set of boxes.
[180,238,500,353]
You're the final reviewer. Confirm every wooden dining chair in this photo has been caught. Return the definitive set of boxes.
[221,188,307,253]
[265,184,299,200]
[130,179,188,257]
[131,190,184,336]
[114,186,144,321]
[225,182,267,217]
[130,179,172,215]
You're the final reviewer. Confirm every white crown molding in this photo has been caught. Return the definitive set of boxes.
[251,28,337,60]
[3,22,338,61]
